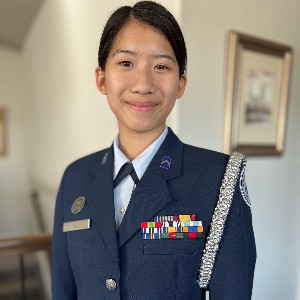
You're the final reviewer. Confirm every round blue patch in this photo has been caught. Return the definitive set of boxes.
[240,165,251,208]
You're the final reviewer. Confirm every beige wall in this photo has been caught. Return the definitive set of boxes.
[1,0,299,299]
[0,48,34,236]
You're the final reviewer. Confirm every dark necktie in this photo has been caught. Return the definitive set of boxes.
[113,162,139,188]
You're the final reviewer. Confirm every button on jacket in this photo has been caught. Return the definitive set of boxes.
[52,128,256,300]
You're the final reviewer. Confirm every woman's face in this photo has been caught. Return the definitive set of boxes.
[95,20,187,138]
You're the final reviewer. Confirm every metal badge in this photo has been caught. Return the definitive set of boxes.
[71,196,86,214]
[63,219,90,232]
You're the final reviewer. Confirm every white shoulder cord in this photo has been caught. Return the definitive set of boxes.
[197,151,246,289]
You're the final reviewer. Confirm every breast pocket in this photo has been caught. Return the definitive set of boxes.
[142,239,204,299]
[143,238,203,255]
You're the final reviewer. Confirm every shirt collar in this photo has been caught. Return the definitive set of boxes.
[113,127,168,180]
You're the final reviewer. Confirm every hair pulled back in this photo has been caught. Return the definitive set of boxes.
[98,1,187,77]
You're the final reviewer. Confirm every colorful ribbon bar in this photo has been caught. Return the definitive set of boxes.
[153,214,196,222]
[143,232,204,240]
[141,214,203,239]
[141,221,202,229]
[141,222,162,228]
[142,226,203,234]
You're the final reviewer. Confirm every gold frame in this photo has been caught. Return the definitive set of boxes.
[223,31,292,155]
[0,108,6,155]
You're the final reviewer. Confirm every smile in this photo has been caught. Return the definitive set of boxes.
[127,101,158,112]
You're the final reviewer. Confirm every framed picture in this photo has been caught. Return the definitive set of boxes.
[223,31,292,155]
[0,108,6,155]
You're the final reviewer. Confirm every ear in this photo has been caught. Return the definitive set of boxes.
[95,67,107,95]
[176,74,187,99]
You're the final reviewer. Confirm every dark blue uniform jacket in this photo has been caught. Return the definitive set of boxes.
[52,129,256,299]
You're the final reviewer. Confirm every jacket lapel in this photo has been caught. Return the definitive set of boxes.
[83,147,119,266]
[118,129,184,247]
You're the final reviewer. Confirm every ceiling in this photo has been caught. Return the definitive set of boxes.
[0,0,44,50]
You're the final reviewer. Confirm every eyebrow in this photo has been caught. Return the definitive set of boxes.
[112,49,176,63]
[153,54,176,63]
[112,49,135,56]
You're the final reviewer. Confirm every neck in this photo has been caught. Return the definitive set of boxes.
[118,127,166,161]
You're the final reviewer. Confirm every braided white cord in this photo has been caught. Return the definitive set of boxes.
[197,152,246,289]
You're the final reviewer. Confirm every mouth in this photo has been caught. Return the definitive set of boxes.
[127,101,158,112]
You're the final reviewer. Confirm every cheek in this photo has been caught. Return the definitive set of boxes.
[160,80,180,100]
[106,72,128,96]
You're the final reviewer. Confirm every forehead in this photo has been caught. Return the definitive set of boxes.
[110,20,174,55]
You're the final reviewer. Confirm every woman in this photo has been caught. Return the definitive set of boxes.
[52,1,256,299]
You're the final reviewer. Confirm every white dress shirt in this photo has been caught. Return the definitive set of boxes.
[113,127,168,228]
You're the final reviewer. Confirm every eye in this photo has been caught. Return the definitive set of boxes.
[119,61,133,68]
[155,64,169,70]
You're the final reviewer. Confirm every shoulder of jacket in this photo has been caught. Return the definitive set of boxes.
[183,144,229,163]
[64,148,110,175]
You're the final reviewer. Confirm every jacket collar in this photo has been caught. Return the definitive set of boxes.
[84,146,119,266]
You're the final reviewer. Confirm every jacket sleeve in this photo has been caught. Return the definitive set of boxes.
[208,172,256,300]
[51,172,77,299]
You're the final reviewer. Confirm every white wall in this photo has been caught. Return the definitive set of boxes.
[0,49,33,236]
[180,1,300,299]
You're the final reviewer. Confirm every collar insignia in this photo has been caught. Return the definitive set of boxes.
[101,152,108,165]
[160,155,171,169]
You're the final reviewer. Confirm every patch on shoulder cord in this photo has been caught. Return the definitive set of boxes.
[240,164,251,208]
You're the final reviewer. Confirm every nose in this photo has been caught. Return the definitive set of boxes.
[130,67,156,95]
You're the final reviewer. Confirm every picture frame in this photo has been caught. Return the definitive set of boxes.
[0,108,6,155]
[223,31,292,155]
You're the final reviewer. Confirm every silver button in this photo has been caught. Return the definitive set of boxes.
[119,207,125,215]
[105,278,117,291]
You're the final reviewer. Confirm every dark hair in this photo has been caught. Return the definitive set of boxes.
[98,1,187,77]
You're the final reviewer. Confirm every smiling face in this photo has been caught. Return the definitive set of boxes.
[95,20,187,139]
